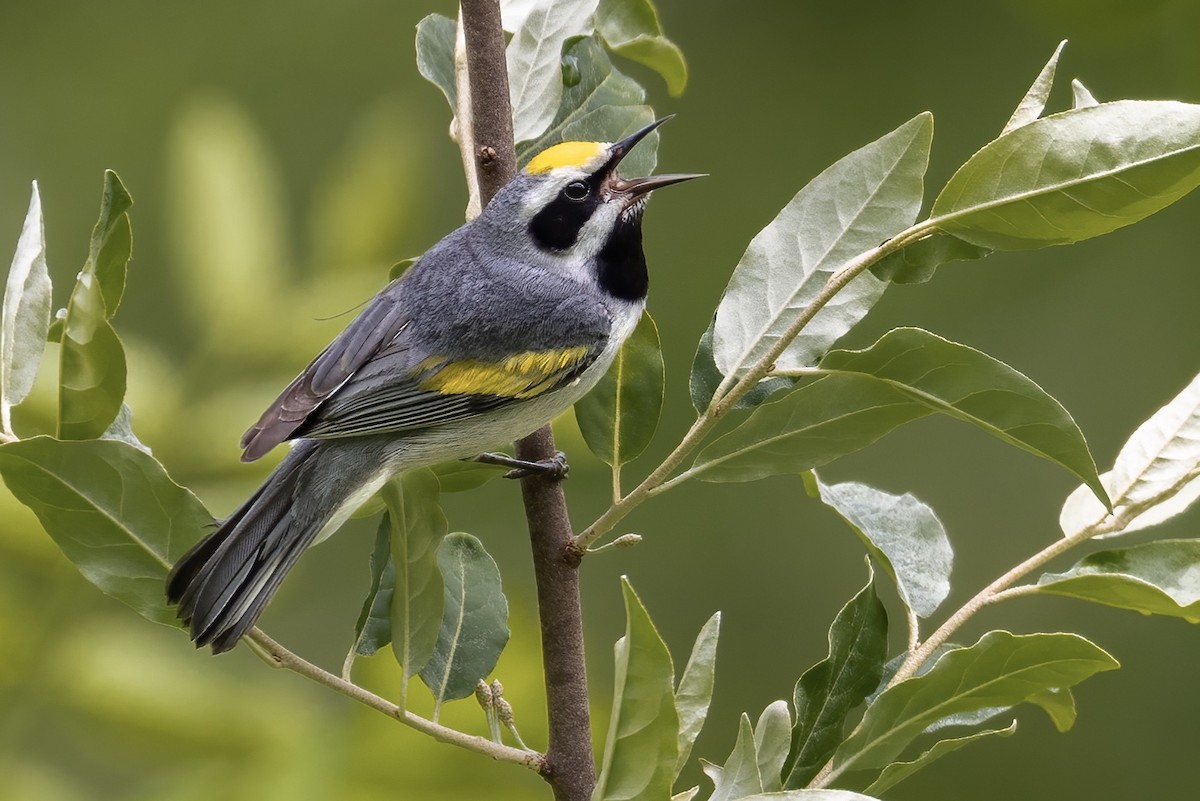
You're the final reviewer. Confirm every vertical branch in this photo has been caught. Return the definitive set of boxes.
[457,2,596,799]
[460,0,516,200]
[515,428,596,799]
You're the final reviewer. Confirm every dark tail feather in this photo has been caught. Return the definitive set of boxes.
[167,440,326,653]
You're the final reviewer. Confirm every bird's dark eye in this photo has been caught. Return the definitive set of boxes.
[563,180,590,201]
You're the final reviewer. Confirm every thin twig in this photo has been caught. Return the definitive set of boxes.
[245,629,545,770]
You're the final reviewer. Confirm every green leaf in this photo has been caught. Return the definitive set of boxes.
[808,474,953,619]
[1060,371,1200,539]
[596,0,687,95]
[415,14,457,112]
[348,515,396,662]
[101,402,150,455]
[696,328,1104,494]
[689,322,796,413]
[783,571,888,789]
[932,100,1200,250]
[1001,40,1066,135]
[516,36,657,178]
[1035,539,1200,621]
[830,631,1118,779]
[58,172,133,441]
[869,232,991,284]
[876,652,1076,735]
[593,577,678,801]
[507,0,599,144]
[576,311,664,467]
[557,105,658,179]
[755,700,792,792]
[58,294,126,440]
[704,714,764,801]
[0,436,212,625]
[88,169,133,317]
[419,533,510,710]
[429,459,506,492]
[819,328,1107,506]
[1028,687,1077,732]
[692,373,929,484]
[675,611,720,778]
[2,182,52,431]
[711,113,932,385]
[387,469,447,683]
[863,721,1017,796]
[1072,79,1099,109]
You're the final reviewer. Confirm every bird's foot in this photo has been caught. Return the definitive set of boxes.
[474,451,570,480]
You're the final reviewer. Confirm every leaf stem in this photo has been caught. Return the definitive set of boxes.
[245,628,545,770]
[573,221,938,551]
[905,607,921,655]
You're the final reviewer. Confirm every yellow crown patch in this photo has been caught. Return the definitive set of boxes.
[525,141,606,174]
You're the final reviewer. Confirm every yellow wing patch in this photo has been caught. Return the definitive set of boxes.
[525,141,606,174]
[418,346,591,398]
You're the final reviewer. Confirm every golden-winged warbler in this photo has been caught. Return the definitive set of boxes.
[167,117,701,652]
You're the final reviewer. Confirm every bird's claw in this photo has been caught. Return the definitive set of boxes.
[474,451,570,481]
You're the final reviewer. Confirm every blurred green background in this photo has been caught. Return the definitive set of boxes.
[3,1,1199,799]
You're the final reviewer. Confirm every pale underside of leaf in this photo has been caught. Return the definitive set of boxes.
[813,476,953,619]
[1060,370,1200,538]
[674,611,720,779]
[705,714,764,801]
[507,0,599,144]
[712,112,932,381]
[515,37,655,178]
[1001,39,1066,134]
[1036,539,1200,621]
[2,182,52,428]
[755,700,792,792]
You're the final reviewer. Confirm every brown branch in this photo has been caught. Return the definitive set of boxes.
[458,2,596,799]
[461,0,517,201]
[514,427,596,799]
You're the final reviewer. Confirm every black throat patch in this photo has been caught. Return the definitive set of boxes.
[596,211,648,302]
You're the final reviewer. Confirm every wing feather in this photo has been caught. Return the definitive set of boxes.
[296,344,597,440]
[240,290,406,461]
[238,247,615,459]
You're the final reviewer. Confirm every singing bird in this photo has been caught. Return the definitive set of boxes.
[167,118,700,652]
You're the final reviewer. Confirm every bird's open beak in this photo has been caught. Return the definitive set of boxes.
[604,116,706,197]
